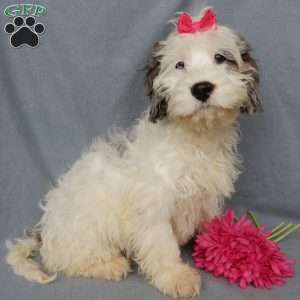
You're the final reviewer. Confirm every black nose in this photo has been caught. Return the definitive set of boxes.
[191,81,215,102]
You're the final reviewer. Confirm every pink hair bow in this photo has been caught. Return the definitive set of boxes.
[177,9,217,34]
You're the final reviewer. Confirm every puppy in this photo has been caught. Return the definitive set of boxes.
[6,8,262,298]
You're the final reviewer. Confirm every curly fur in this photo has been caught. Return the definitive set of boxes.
[6,7,262,298]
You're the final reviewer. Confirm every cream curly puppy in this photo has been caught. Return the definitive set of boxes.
[6,8,262,298]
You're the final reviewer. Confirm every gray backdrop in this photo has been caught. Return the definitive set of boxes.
[1,1,300,299]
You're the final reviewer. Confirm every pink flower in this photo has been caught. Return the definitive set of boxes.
[192,209,295,289]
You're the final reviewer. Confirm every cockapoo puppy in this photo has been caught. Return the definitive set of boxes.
[6,8,262,298]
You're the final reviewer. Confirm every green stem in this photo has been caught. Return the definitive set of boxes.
[247,211,260,228]
[272,224,300,243]
[268,223,294,240]
[271,222,285,234]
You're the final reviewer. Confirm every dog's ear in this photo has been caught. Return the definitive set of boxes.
[144,42,168,123]
[236,34,263,114]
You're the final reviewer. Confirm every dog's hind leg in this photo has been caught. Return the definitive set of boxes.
[65,255,131,281]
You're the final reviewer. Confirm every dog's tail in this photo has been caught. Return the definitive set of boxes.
[6,230,57,284]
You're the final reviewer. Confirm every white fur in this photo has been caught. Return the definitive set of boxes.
[6,8,260,298]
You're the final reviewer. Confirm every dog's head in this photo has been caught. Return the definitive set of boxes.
[145,8,262,126]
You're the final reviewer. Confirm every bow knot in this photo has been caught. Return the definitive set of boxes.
[177,9,217,34]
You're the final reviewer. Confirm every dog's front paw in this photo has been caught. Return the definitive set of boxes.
[152,264,201,298]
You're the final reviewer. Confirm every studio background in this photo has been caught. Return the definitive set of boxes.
[0,1,299,299]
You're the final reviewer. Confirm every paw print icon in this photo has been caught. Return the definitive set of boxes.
[5,16,45,48]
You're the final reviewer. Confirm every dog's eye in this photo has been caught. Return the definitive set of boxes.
[214,54,227,64]
[175,61,185,69]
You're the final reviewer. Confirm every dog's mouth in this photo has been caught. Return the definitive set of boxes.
[197,102,211,111]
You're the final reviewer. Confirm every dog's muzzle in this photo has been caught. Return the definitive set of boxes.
[191,81,215,102]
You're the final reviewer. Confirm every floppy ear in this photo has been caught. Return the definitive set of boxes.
[144,42,168,123]
[237,34,263,114]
